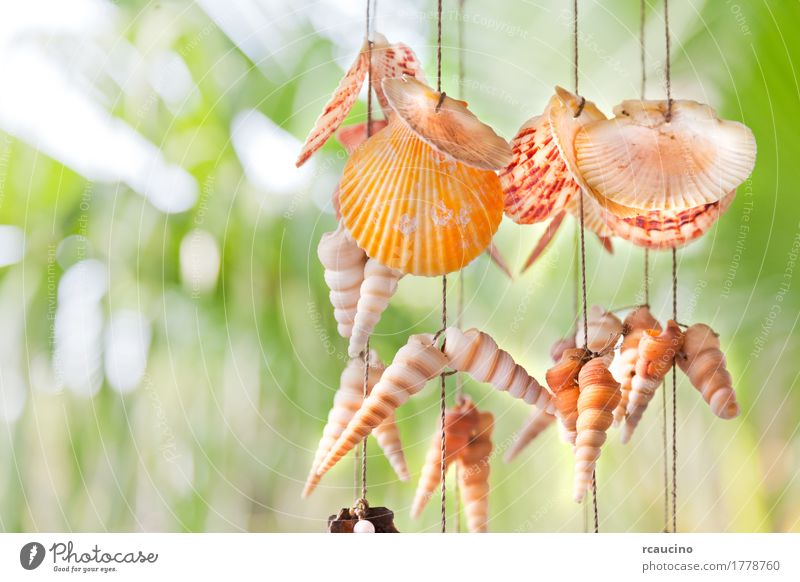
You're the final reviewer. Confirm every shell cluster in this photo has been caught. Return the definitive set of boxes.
[506,307,741,505]
[297,30,752,527]
[500,87,755,272]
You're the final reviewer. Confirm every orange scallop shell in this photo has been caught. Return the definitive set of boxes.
[338,117,504,276]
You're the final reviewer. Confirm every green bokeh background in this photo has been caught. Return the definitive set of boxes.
[0,0,798,532]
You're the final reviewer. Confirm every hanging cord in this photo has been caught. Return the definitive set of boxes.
[354,0,376,514]
[664,0,673,119]
[640,0,647,99]
[360,341,370,502]
[452,0,467,533]
[637,0,669,533]
[439,278,448,534]
[664,0,677,532]
[436,0,443,92]
[433,0,448,534]
[671,248,678,532]
[572,0,597,534]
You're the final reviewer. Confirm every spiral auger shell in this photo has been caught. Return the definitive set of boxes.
[677,323,740,419]
[372,413,410,482]
[457,411,494,533]
[610,306,661,427]
[318,334,447,476]
[410,399,479,518]
[545,347,586,445]
[505,407,557,462]
[348,259,404,358]
[573,358,621,503]
[622,320,684,444]
[302,352,384,498]
[443,327,553,413]
[317,224,367,339]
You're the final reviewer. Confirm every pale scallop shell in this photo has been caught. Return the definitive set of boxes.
[604,190,736,250]
[382,76,512,170]
[500,110,580,224]
[549,87,643,219]
[338,117,504,276]
[575,99,756,212]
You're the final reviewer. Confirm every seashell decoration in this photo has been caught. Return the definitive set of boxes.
[348,259,404,358]
[573,358,621,503]
[457,410,494,533]
[610,306,661,427]
[520,211,566,273]
[303,352,408,498]
[369,33,428,116]
[336,120,390,156]
[505,406,557,462]
[575,100,756,213]
[550,334,577,364]
[622,320,684,444]
[317,334,448,477]
[576,305,624,355]
[411,398,480,518]
[500,108,580,225]
[372,413,411,483]
[317,224,367,338]
[603,190,736,250]
[381,76,512,171]
[677,323,740,419]
[518,200,614,273]
[548,87,642,219]
[338,115,504,276]
[297,33,426,167]
[443,327,554,412]
[296,38,370,167]
[545,347,586,445]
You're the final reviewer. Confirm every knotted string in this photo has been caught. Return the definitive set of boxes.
[433,0,448,534]
[453,0,467,534]
[355,0,376,513]
[671,247,678,533]
[570,0,598,534]
[663,0,677,532]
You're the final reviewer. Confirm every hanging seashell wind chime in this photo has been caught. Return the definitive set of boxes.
[297,0,548,533]
[296,0,755,533]
[501,0,754,533]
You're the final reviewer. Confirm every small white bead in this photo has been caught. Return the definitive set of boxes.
[353,519,375,533]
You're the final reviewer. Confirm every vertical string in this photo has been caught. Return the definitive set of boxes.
[435,0,447,534]
[439,278,448,534]
[671,248,678,532]
[664,0,673,119]
[640,0,647,99]
[454,0,466,533]
[361,341,369,502]
[436,0,443,92]
[572,0,597,534]
[356,0,376,508]
[572,0,580,97]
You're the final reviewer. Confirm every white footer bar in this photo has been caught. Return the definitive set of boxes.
[1,533,798,580]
